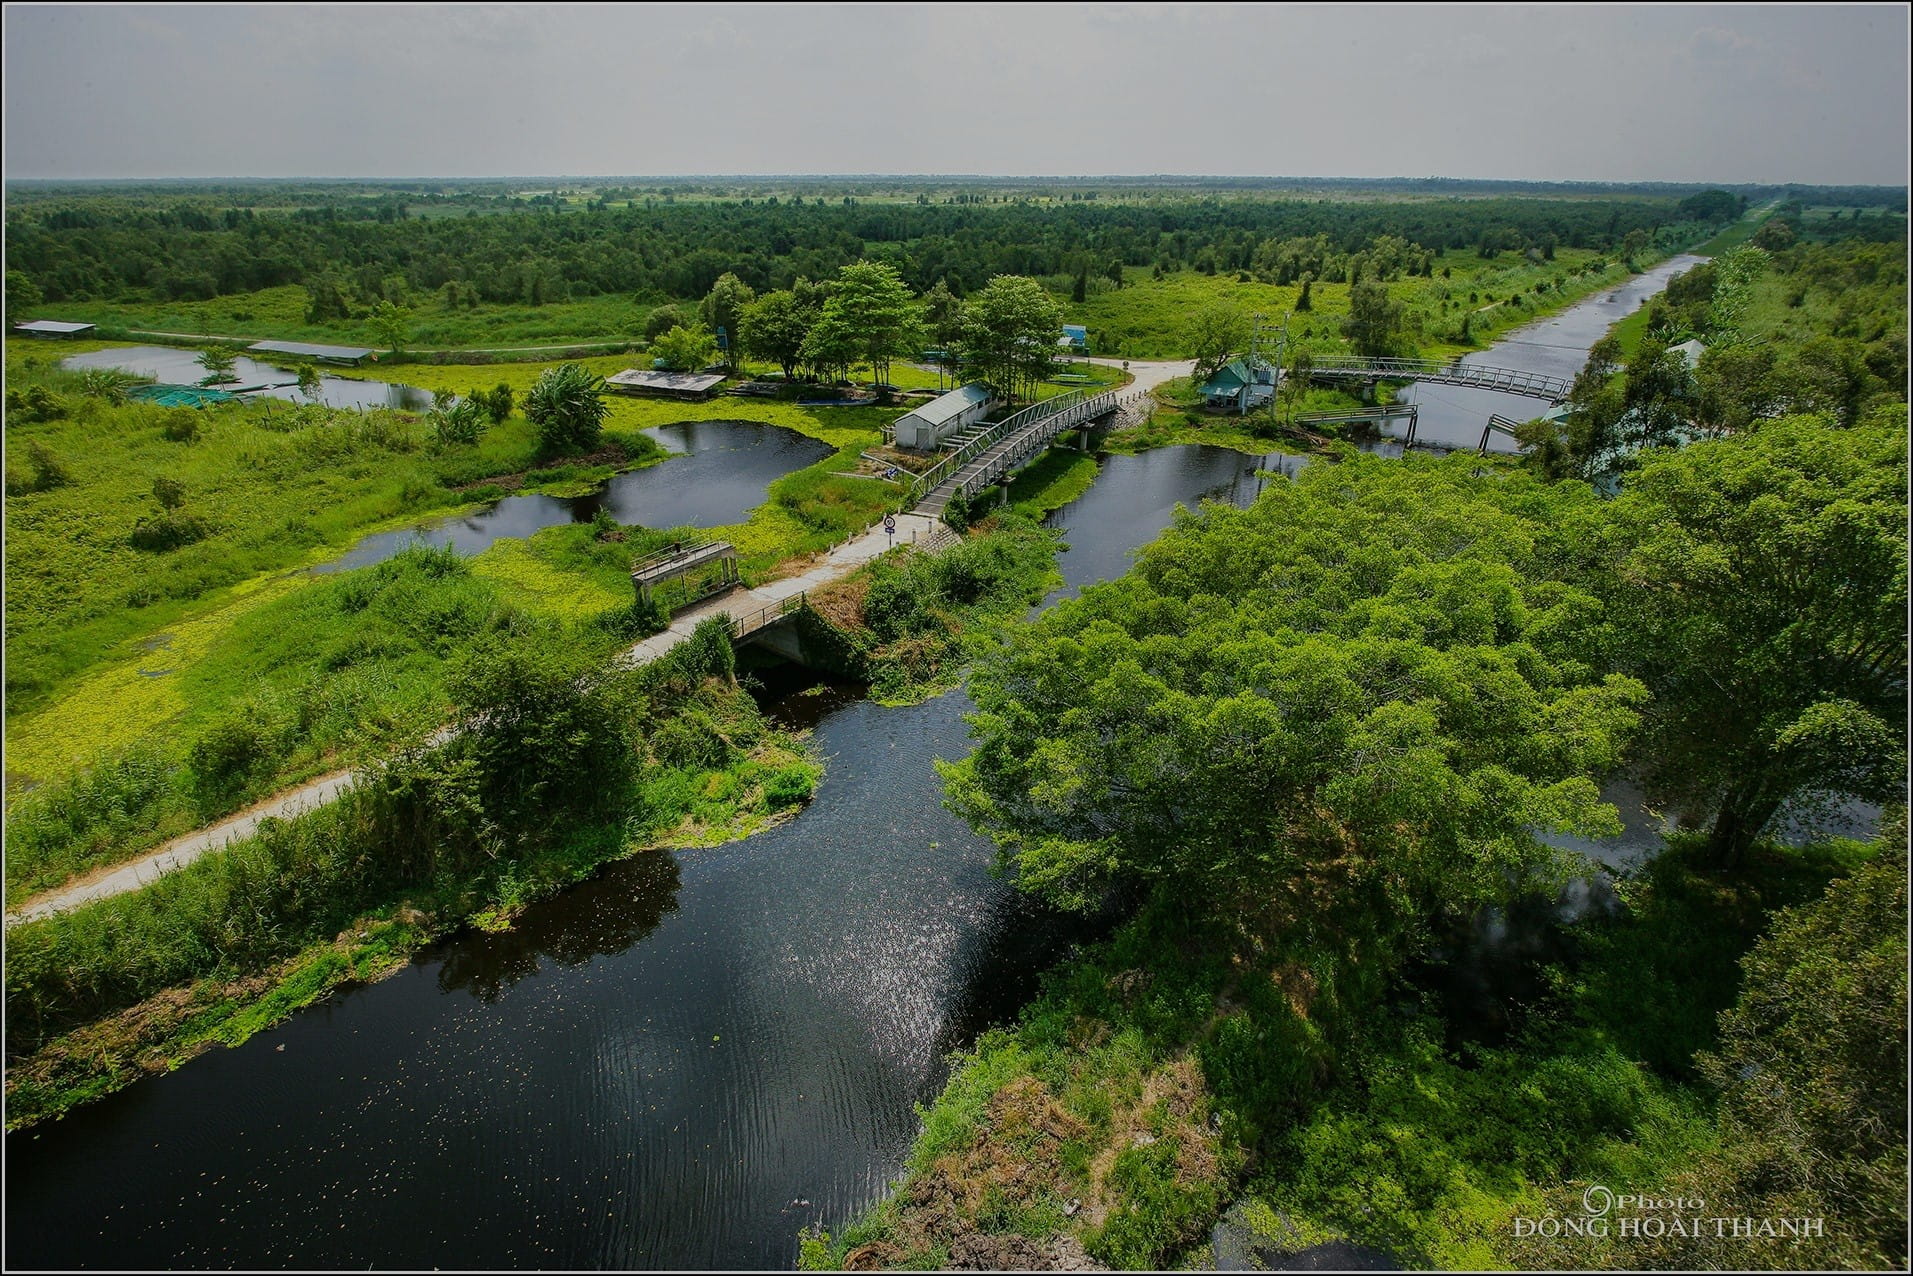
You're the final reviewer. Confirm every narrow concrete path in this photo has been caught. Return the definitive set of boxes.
[7,771,360,927]
[6,514,949,927]
[619,512,947,665]
[114,328,629,358]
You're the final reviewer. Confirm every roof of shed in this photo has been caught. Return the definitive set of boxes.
[248,340,376,360]
[896,381,994,426]
[14,320,97,334]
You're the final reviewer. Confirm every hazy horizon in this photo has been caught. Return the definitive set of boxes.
[5,4,1907,186]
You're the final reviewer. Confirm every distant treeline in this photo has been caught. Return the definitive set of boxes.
[8,188,1752,310]
[6,175,1906,208]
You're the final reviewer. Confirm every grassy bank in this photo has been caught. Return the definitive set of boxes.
[1069,244,1683,364]
[803,514,1063,706]
[5,339,911,907]
[1,340,677,723]
[4,620,822,1130]
[1102,375,1360,457]
[805,837,1877,1270]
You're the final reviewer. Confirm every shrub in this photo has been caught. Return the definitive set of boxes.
[861,566,927,642]
[160,409,201,442]
[6,385,70,424]
[650,711,733,772]
[128,509,214,552]
[762,764,816,808]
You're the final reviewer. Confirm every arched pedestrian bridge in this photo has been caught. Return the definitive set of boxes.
[1306,356,1570,403]
[908,386,1139,517]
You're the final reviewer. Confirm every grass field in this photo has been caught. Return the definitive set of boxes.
[1066,246,1661,362]
[3,340,904,908]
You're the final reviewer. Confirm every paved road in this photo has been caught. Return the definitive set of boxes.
[1088,356,1195,398]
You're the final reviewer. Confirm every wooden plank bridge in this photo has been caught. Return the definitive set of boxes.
[909,387,1138,517]
[1307,356,1570,403]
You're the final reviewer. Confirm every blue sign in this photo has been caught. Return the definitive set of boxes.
[715,325,729,350]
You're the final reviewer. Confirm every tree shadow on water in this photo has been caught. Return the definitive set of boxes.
[434,850,683,1001]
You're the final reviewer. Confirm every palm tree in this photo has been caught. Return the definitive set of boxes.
[523,363,609,457]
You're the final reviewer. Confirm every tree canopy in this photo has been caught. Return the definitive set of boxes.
[806,259,922,387]
[943,455,1645,951]
[959,275,1062,402]
[1599,416,1907,862]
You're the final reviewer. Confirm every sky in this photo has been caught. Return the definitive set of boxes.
[3,3,1908,185]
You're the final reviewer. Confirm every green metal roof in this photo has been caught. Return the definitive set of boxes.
[126,384,239,408]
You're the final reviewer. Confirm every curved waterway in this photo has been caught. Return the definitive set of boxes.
[4,442,1286,1271]
[1386,254,1709,453]
[11,259,1757,1268]
[316,422,833,573]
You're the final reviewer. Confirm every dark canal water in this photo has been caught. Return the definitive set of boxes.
[3,442,1286,1271]
[19,258,1831,1268]
[1384,255,1708,454]
[316,422,833,573]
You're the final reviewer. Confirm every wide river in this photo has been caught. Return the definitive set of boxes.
[21,257,1841,1269]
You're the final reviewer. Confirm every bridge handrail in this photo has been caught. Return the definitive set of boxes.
[943,388,1130,506]
[1306,355,1568,400]
[727,592,807,640]
[906,388,1111,505]
[906,389,1083,504]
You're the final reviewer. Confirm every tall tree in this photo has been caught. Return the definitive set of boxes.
[1602,416,1907,863]
[959,275,1062,403]
[737,290,813,381]
[698,272,756,370]
[1184,301,1249,385]
[369,299,411,354]
[1341,280,1406,358]
[813,260,922,388]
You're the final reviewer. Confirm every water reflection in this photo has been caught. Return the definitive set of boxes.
[315,421,832,573]
[60,344,432,411]
[436,851,683,1001]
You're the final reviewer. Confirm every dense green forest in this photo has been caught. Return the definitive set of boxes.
[6,186,1744,308]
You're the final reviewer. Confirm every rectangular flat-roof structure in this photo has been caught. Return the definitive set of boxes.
[606,368,728,399]
[14,320,97,337]
[247,340,376,364]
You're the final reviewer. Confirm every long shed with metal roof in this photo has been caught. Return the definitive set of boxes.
[247,340,376,365]
[892,382,999,450]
